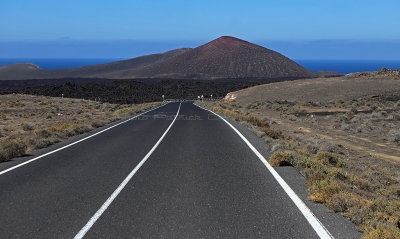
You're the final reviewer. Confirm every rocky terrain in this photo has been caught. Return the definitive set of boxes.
[224,68,400,104]
[199,69,400,238]
[346,67,400,80]
[0,79,285,104]
[0,94,161,163]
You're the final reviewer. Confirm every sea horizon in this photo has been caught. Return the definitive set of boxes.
[0,58,400,74]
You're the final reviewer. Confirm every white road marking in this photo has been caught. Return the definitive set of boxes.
[196,104,334,239]
[74,103,181,239]
[0,103,167,176]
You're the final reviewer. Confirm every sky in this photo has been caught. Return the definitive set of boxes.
[1,0,400,59]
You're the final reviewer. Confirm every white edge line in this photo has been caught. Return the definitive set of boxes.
[195,103,334,239]
[73,102,181,239]
[0,103,168,176]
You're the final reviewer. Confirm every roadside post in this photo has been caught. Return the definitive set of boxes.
[162,95,165,102]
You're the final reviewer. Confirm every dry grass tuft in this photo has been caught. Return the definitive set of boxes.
[261,127,283,139]
[211,106,284,140]
[91,120,105,128]
[0,140,27,162]
[315,151,346,168]
[276,148,400,237]
[363,226,400,239]
[247,116,270,127]
[387,129,400,144]
[21,123,34,131]
[0,94,162,162]
[199,101,400,238]
[114,107,133,115]
[269,151,294,166]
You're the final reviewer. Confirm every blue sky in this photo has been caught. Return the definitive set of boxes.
[1,0,400,59]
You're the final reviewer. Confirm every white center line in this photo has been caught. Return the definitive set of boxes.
[196,103,334,239]
[74,102,181,239]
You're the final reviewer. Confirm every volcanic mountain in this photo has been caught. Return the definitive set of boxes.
[117,36,317,79]
[0,48,190,81]
[0,36,337,81]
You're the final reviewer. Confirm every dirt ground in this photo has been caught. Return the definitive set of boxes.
[223,70,400,170]
[226,69,400,104]
[200,69,400,238]
[0,94,161,162]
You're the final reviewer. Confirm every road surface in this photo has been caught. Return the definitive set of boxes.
[0,102,354,238]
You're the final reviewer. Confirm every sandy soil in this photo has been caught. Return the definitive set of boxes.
[227,70,400,104]
[223,70,400,171]
[0,94,161,161]
[199,70,400,237]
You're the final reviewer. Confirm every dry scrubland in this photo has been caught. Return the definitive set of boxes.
[199,69,400,238]
[0,94,161,163]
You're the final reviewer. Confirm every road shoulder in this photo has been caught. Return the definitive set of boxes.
[0,103,167,174]
[215,112,362,239]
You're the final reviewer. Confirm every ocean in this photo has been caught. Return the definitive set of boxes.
[0,58,122,70]
[0,58,399,74]
[296,59,400,74]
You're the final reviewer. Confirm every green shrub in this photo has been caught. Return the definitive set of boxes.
[246,116,269,127]
[0,140,27,162]
[31,137,60,150]
[315,152,346,168]
[363,226,400,239]
[202,102,400,238]
[21,123,34,131]
[114,108,132,115]
[56,128,75,138]
[327,192,360,213]
[261,128,283,139]
[35,129,52,138]
[0,149,5,162]
[0,129,5,138]
[91,121,105,128]
[387,129,400,144]
[73,125,92,134]
[309,178,341,203]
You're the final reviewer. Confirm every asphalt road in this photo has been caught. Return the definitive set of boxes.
[0,102,350,238]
